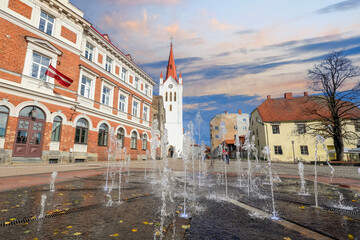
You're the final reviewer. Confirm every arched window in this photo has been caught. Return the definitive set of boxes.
[170,92,172,101]
[169,104,172,111]
[117,127,125,148]
[75,118,88,144]
[165,92,168,101]
[174,92,176,101]
[51,116,62,141]
[0,106,9,137]
[142,134,147,150]
[19,106,45,120]
[131,131,137,149]
[98,123,109,146]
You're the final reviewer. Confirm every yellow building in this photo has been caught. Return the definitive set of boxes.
[210,110,249,156]
[250,92,360,163]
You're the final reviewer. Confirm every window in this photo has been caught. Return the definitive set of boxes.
[80,76,92,98]
[132,101,138,116]
[0,106,9,137]
[143,106,148,121]
[134,77,139,89]
[105,56,112,72]
[234,126,238,130]
[300,145,309,155]
[98,123,108,146]
[169,105,172,111]
[297,124,306,134]
[215,126,218,130]
[274,145,283,155]
[121,68,127,81]
[243,126,247,130]
[145,84,149,96]
[174,92,176,101]
[31,52,50,81]
[119,94,126,112]
[117,128,125,148]
[75,118,88,144]
[256,129,258,137]
[102,86,111,106]
[272,125,280,134]
[51,116,62,141]
[170,92,172,101]
[131,131,137,149]
[165,92,168,101]
[215,135,219,139]
[355,120,360,132]
[39,11,54,35]
[142,134,147,150]
[243,118,246,122]
[85,42,94,61]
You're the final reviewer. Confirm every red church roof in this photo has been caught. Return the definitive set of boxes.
[164,43,178,83]
[256,92,360,122]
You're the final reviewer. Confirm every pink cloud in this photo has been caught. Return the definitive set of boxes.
[209,19,234,30]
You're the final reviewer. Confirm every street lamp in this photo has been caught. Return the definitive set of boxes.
[291,140,295,163]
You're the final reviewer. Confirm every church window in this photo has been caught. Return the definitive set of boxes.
[165,92,168,101]
[169,105,172,111]
[170,92,172,101]
[174,92,176,101]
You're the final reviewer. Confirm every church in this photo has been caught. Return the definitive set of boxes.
[159,43,184,157]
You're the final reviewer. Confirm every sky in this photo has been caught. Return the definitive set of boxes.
[69,0,360,145]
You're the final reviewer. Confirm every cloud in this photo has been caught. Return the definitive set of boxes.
[183,101,216,111]
[235,29,255,35]
[317,0,360,14]
[209,19,234,30]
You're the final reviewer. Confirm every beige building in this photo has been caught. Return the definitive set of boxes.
[210,110,249,156]
[250,92,360,162]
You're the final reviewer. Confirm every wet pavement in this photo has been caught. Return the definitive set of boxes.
[0,159,359,239]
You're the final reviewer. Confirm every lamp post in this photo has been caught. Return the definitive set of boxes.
[291,140,295,163]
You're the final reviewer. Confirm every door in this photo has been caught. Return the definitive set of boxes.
[13,106,45,158]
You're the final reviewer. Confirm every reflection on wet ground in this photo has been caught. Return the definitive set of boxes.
[0,170,359,239]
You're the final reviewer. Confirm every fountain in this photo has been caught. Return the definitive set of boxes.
[234,134,242,188]
[263,146,279,220]
[38,193,47,219]
[314,135,321,208]
[297,162,309,195]
[219,121,228,198]
[49,171,57,192]
[179,130,191,219]
[243,131,252,196]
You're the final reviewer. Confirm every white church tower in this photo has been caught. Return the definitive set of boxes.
[159,43,183,156]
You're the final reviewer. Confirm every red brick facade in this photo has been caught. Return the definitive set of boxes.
[8,0,32,19]
[60,25,77,44]
[0,0,154,164]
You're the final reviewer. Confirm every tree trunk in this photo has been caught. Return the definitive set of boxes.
[333,131,344,161]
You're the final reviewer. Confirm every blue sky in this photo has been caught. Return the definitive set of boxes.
[70,0,360,145]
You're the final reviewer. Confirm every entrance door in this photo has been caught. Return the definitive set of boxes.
[13,106,45,158]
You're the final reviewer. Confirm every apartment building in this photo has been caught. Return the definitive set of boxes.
[0,0,156,164]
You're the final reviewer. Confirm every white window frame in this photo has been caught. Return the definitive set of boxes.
[101,86,112,106]
[145,84,149,96]
[134,77,139,89]
[78,66,98,100]
[119,94,127,113]
[105,56,113,73]
[80,75,92,99]
[121,67,127,81]
[143,105,149,121]
[30,52,51,81]
[85,41,94,61]
[38,11,55,35]
[23,37,60,85]
[132,100,139,117]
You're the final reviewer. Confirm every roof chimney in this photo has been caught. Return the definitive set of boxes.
[225,110,227,114]
[284,92,293,100]
[238,109,242,115]
[304,92,308,97]
[267,95,271,99]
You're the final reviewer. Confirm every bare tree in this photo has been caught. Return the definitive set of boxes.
[307,51,360,161]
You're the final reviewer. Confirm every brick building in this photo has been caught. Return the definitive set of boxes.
[0,0,156,164]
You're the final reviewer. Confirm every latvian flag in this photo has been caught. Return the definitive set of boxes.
[45,64,73,87]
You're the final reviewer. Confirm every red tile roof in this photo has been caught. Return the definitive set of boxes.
[256,94,360,122]
[164,43,178,84]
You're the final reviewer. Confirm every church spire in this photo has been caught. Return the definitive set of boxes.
[165,43,178,82]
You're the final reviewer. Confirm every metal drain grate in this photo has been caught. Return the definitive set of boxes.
[0,194,153,227]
